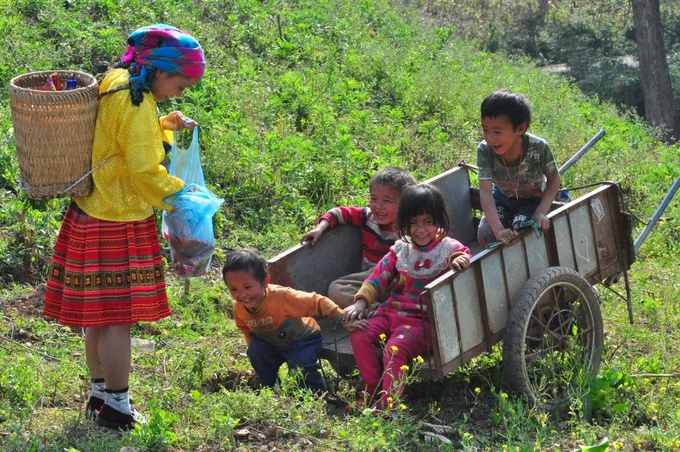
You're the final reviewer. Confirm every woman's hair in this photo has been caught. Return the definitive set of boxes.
[396,183,450,242]
[115,23,206,105]
[222,248,269,284]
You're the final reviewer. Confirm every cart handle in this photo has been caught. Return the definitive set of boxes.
[559,129,606,176]
[634,174,680,253]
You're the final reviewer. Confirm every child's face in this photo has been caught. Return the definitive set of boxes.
[151,70,201,102]
[481,115,527,158]
[369,184,400,228]
[224,271,269,310]
[409,213,439,247]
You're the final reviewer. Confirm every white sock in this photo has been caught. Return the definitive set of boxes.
[104,387,132,415]
[91,378,106,401]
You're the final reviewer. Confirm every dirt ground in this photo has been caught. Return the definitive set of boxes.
[3,283,46,318]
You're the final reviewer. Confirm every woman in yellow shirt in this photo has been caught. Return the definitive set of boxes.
[43,23,206,431]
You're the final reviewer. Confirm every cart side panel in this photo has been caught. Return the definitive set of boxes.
[567,205,599,276]
[523,231,550,275]
[268,224,362,296]
[502,242,530,302]
[549,184,629,284]
[420,183,630,380]
[430,282,461,365]
[589,190,627,280]
[480,252,509,333]
[453,269,485,352]
[427,267,484,379]
[552,216,577,269]
[423,166,476,246]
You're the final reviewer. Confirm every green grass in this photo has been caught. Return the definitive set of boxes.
[2,0,680,450]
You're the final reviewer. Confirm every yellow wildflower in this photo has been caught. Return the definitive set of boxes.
[400,365,409,371]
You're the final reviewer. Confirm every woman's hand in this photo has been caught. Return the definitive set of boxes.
[162,111,198,131]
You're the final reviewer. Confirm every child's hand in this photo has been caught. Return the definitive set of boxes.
[531,211,550,231]
[300,220,329,245]
[343,299,367,323]
[449,254,470,271]
[162,111,197,131]
[342,318,369,332]
[495,228,518,246]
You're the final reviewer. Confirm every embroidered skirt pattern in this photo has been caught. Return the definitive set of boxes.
[44,202,172,327]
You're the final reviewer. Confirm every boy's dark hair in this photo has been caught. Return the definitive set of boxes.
[481,89,531,130]
[396,184,451,242]
[222,248,269,284]
[369,166,416,195]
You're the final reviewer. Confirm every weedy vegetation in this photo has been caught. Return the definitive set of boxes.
[1,0,679,450]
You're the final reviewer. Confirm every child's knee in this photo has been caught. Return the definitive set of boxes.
[477,220,495,246]
[328,281,355,309]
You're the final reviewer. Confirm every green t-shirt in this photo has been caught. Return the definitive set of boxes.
[477,132,558,199]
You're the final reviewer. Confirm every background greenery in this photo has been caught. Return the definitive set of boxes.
[1,0,679,450]
[420,0,680,120]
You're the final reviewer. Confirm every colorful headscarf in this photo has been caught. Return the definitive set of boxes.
[120,24,206,104]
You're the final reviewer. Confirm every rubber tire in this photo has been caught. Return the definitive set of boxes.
[503,266,603,410]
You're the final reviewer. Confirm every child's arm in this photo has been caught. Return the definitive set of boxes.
[532,173,561,231]
[480,180,518,245]
[301,219,330,245]
[300,206,365,245]
[233,309,254,345]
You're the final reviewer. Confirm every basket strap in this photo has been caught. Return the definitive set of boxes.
[99,84,130,99]
[62,157,112,195]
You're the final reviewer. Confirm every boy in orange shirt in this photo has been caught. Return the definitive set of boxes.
[223,248,362,393]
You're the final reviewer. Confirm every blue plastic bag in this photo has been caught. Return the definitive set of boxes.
[163,184,224,278]
[168,127,204,185]
[162,128,224,278]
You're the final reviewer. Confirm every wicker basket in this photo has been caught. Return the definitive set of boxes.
[9,70,99,200]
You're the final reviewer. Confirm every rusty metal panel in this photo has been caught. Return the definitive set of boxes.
[424,167,476,245]
[568,205,598,276]
[268,225,362,296]
[430,281,461,364]
[452,269,484,352]
[480,252,509,333]
[589,192,621,279]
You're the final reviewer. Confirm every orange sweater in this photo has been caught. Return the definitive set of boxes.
[234,284,343,347]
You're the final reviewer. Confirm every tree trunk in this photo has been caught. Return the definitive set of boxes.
[632,0,679,143]
[538,0,550,26]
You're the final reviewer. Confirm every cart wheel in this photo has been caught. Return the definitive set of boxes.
[502,266,603,410]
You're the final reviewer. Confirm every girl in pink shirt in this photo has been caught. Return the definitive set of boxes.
[343,183,471,414]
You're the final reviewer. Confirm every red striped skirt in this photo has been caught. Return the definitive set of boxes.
[44,202,172,327]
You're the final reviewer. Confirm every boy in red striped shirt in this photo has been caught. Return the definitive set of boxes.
[301,167,415,308]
